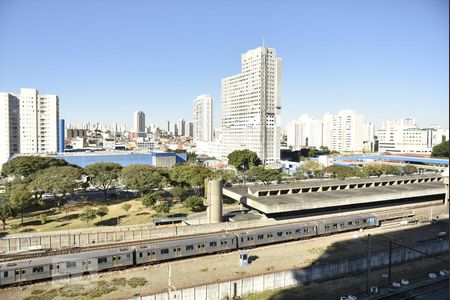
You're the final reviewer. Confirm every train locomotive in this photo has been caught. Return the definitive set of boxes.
[0,214,378,286]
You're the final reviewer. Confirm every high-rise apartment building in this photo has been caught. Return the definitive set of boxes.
[221,47,282,164]
[133,110,146,132]
[177,119,186,136]
[0,88,59,168]
[321,110,364,152]
[287,114,323,148]
[193,94,213,142]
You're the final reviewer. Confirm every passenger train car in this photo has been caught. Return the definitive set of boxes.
[0,214,379,286]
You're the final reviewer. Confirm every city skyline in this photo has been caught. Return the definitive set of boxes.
[0,0,448,129]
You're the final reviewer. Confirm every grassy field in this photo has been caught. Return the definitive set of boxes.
[2,193,216,235]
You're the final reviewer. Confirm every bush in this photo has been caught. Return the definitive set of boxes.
[39,214,47,225]
[184,196,205,212]
[127,277,147,288]
[111,277,127,287]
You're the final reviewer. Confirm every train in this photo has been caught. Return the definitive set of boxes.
[0,214,379,286]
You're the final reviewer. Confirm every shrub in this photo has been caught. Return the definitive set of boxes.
[127,277,147,288]
[39,214,47,224]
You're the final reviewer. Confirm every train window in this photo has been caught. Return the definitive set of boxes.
[138,252,143,258]
[117,256,121,260]
[3,271,8,277]
[267,234,273,238]
[161,249,169,255]
[32,267,44,273]
[56,264,60,269]
[126,254,131,259]
[15,270,20,276]
[304,228,309,233]
[363,219,367,223]
[210,242,217,247]
[340,223,345,227]
[257,235,264,240]
[295,229,301,234]
[66,262,76,268]
[21,270,26,275]
[241,238,244,242]
[186,245,194,251]
[147,251,151,256]
[325,225,330,230]
[333,224,338,229]
[286,231,291,235]
[348,221,353,225]
[50,265,53,270]
[277,232,283,237]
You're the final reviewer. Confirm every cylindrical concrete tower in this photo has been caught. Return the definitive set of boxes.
[207,179,223,223]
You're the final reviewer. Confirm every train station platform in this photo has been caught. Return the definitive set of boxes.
[223,175,446,215]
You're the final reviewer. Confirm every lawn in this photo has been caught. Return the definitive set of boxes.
[2,193,215,235]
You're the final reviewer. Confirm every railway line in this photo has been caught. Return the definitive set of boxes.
[0,204,438,263]
[0,206,423,263]
[371,276,449,300]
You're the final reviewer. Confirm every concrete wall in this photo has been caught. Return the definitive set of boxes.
[134,239,448,300]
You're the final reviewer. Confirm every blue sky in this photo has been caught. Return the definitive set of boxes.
[0,0,448,129]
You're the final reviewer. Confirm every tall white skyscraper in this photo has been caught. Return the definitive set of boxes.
[193,94,213,142]
[287,114,323,148]
[0,88,59,168]
[221,47,282,164]
[133,110,146,132]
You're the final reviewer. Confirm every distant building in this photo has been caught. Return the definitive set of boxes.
[177,119,186,136]
[377,118,447,155]
[287,114,323,148]
[221,47,282,164]
[193,94,213,142]
[0,88,59,168]
[323,109,364,153]
[134,110,146,132]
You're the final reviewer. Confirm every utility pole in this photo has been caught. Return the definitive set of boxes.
[366,234,372,295]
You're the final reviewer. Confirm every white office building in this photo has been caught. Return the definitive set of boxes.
[193,94,213,142]
[0,88,59,168]
[377,118,447,154]
[363,122,376,152]
[322,110,364,152]
[286,114,323,148]
[133,110,146,132]
[221,47,282,164]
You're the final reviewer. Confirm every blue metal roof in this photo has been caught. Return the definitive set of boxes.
[333,155,449,165]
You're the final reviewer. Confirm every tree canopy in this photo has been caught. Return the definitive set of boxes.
[79,207,97,224]
[184,196,205,212]
[227,149,261,171]
[32,166,83,207]
[247,166,281,184]
[431,141,449,158]
[84,162,122,201]
[2,156,70,178]
[297,161,324,178]
[0,194,14,230]
[120,164,167,194]
[169,164,213,194]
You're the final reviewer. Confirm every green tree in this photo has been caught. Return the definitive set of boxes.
[96,205,109,220]
[227,149,261,171]
[297,161,324,178]
[78,207,97,225]
[1,156,70,178]
[120,165,167,195]
[141,192,162,208]
[84,162,123,202]
[403,165,418,175]
[247,167,281,184]
[320,146,331,155]
[122,203,132,215]
[184,196,205,212]
[213,170,239,186]
[431,141,449,158]
[325,165,355,180]
[0,195,14,230]
[10,184,32,225]
[170,186,188,202]
[307,148,319,158]
[169,164,213,195]
[33,166,82,207]
[154,199,172,215]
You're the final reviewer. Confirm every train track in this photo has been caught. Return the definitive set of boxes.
[0,206,440,263]
[371,276,449,300]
